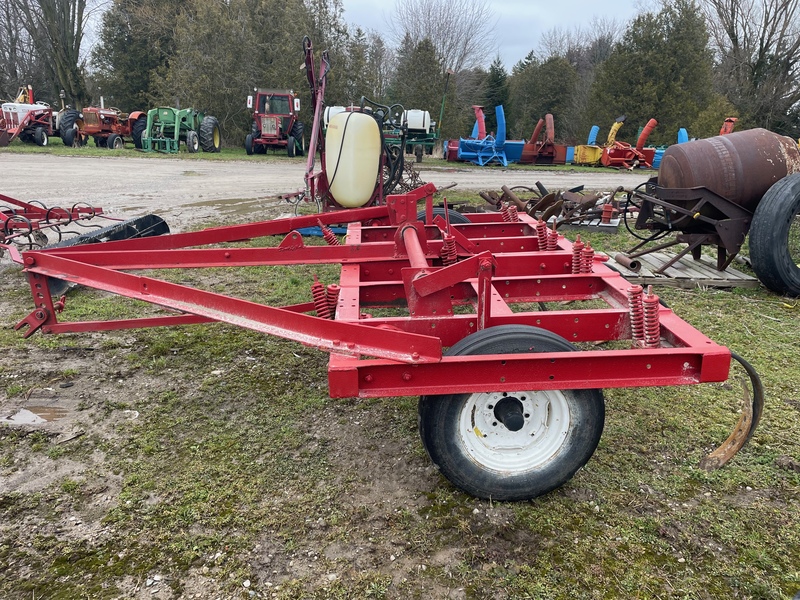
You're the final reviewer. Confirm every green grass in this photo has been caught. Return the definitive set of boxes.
[0,216,798,599]
[0,137,297,162]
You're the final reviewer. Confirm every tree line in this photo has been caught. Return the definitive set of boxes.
[1,0,798,147]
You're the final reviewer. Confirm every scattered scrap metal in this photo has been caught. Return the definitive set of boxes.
[475,183,625,229]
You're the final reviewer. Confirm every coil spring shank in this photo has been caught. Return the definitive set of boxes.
[627,285,645,346]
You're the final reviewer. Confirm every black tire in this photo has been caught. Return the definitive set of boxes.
[186,130,199,153]
[62,126,76,147]
[59,109,81,146]
[290,121,304,156]
[107,133,124,150]
[749,173,800,297]
[34,127,48,147]
[415,144,424,163]
[94,136,107,148]
[416,207,471,225]
[287,135,296,158]
[199,115,221,152]
[245,133,254,155]
[131,115,147,150]
[418,325,605,501]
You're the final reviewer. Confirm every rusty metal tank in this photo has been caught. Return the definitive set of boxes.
[658,128,800,215]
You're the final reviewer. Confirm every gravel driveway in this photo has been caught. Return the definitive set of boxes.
[1,153,650,231]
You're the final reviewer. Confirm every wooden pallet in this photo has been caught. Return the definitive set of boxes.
[605,251,760,289]
[556,216,620,233]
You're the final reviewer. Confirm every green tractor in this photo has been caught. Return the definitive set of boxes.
[140,107,221,153]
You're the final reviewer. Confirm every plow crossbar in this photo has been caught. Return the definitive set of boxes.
[17,191,731,398]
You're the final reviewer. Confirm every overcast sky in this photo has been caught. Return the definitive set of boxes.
[341,0,645,69]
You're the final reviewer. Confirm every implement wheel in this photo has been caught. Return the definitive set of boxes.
[416,207,470,225]
[418,325,605,501]
[750,173,800,297]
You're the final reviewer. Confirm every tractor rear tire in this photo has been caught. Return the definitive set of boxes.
[199,116,221,152]
[132,115,147,150]
[186,130,199,153]
[245,133,254,155]
[59,109,81,146]
[290,122,304,157]
[287,135,296,158]
[418,325,605,501]
[107,133,124,150]
[749,173,800,297]
[34,127,48,147]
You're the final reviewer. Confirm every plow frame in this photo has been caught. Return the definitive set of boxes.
[15,185,734,399]
[10,182,763,497]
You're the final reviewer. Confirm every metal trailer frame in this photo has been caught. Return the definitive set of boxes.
[7,182,762,499]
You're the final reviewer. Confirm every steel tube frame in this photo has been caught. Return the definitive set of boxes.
[15,188,731,400]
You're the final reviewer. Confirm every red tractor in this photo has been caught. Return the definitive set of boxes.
[245,88,304,157]
[0,86,61,147]
[59,106,148,149]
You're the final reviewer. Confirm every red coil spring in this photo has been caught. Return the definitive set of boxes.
[507,205,519,222]
[318,219,341,246]
[536,219,548,251]
[580,242,594,273]
[571,235,584,274]
[326,284,341,318]
[546,223,559,251]
[311,275,331,319]
[441,235,457,265]
[643,285,661,348]
[500,202,512,222]
[627,284,645,346]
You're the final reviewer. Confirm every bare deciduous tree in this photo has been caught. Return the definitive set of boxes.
[0,0,40,99]
[9,0,102,106]
[700,0,800,133]
[388,0,497,72]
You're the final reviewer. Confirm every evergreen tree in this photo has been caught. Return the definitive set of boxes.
[482,56,508,134]
[588,0,715,145]
[389,37,445,119]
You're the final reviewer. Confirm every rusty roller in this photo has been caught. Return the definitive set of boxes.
[658,128,800,228]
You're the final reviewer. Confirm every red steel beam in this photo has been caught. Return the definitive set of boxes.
[22,252,442,364]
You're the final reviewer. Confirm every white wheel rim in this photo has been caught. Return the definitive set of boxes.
[458,390,571,473]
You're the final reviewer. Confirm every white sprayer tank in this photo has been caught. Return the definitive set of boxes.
[324,111,382,208]
[323,106,346,127]
[402,110,431,133]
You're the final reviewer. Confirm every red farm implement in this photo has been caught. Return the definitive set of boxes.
[3,38,763,502]
[1,194,108,250]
